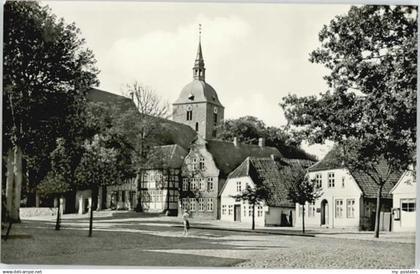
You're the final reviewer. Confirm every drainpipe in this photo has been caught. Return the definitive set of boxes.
[332,196,334,229]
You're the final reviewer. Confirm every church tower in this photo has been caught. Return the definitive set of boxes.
[172,26,224,140]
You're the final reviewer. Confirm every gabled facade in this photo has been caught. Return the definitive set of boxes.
[296,148,402,231]
[179,136,283,219]
[138,144,188,215]
[220,157,304,227]
[390,170,416,232]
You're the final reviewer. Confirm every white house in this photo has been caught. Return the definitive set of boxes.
[296,148,402,231]
[390,170,416,232]
[220,157,313,227]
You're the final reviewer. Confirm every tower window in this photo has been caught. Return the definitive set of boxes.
[186,110,192,121]
[195,122,199,131]
[213,113,218,126]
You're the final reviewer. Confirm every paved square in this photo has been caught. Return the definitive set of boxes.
[1,213,415,268]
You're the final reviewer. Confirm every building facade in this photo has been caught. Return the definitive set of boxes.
[295,148,402,231]
[390,170,416,232]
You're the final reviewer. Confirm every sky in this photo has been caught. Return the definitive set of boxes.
[43,1,350,159]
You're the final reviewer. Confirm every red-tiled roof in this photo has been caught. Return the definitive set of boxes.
[205,139,282,178]
[225,157,315,207]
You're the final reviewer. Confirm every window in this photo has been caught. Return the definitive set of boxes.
[198,198,204,211]
[342,177,345,188]
[199,157,205,170]
[190,200,196,211]
[236,181,242,192]
[207,177,214,191]
[213,113,218,126]
[207,198,213,211]
[248,205,253,217]
[243,206,247,217]
[191,158,197,171]
[228,205,233,215]
[308,202,316,217]
[195,122,199,131]
[190,178,198,190]
[121,191,126,202]
[298,204,303,217]
[257,206,263,217]
[328,172,335,187]
[182,178,188,191]
[315,174,322,188]
[182,198,188,209]
[186,110,192,121]
[346,199,355,218]
[401,199,416,212]
[335,199,343,218]
[222,204,226,215]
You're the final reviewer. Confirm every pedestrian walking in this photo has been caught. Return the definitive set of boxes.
[182,210,190,236]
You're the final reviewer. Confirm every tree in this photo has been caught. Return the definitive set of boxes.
[75,133,133,237]
[217,116,316,160]
[124,82,169,163]
[3,1,98,220]
[280,6,417,237]
[231,183,271,230]
[285,164,322,233]
[37,138,73,230]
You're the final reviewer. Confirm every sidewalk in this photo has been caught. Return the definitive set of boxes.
[20,210,416,244]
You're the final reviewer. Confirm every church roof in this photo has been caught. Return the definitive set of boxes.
[173,80,223,107]
[86,88,197,150]
[142,144,188,169]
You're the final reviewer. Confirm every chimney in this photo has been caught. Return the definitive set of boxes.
[258,137,265,148]
[233,137,238,147]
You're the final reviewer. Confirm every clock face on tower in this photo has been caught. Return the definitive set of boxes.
[214,107,218,114]
[187,105,193,111]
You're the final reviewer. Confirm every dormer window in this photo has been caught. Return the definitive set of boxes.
[188,93,194,101]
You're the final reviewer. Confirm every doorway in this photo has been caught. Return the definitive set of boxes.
[321,199,329,225]
[234,205,241,222]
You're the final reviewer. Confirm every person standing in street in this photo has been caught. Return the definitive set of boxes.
[182,210,190,237]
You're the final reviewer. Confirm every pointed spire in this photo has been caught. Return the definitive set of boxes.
[193,24,205,81]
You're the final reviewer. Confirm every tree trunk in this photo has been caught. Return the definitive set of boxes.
[6,146,23,222]
[12,146,23,222]
[88,186,97,237]
[88,201,93,237]
[5,149,15,220]
[374,184,383,238]
[252,204,255,230]
[55,196,61,231]
[302,204,305,234]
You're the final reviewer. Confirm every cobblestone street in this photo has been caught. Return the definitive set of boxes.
[1,212,415,268]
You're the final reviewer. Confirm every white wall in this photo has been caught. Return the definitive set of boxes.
[295,168,363,229]
[220,176,265,227]
[391,172,416,232]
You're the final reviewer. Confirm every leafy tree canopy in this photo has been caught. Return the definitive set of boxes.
[281,5,417,172]
[217,116,317,161]
[3,0,99,191]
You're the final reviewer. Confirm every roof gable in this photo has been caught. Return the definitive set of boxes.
[205,139,282,178]
[390,170,416,195]
[143,144,188,169]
